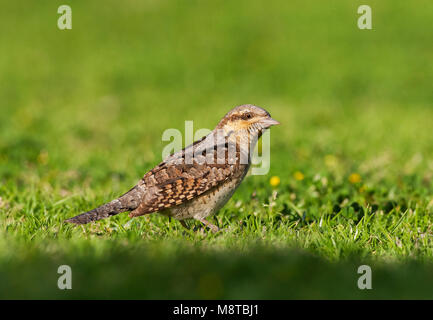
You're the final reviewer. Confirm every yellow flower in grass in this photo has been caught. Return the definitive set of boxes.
[270,176,280,187]
[294,171,304,181]
[325,154,338,167]
[349,173,361,184]
[37,150,49,165]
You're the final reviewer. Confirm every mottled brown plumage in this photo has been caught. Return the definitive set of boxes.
[65,104,279,232]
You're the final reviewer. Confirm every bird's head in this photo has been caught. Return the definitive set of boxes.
[216,104,280,138]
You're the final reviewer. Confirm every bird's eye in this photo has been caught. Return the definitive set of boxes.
[243,113,253,120]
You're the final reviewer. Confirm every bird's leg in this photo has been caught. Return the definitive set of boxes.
[197,218,219,233]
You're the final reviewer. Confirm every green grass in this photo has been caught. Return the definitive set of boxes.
[1,0,433,299]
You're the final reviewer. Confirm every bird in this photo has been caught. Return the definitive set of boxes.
[65,104,280,232]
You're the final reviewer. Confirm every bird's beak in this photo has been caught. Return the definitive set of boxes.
[260,117,280,128]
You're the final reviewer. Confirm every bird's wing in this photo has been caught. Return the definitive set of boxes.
[130,138,246,217]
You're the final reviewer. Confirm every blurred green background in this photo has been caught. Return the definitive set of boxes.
[1,0,433,299]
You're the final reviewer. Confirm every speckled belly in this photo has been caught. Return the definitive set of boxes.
[164,174,246,220]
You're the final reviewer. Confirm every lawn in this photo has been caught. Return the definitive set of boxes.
[1,0,433,299]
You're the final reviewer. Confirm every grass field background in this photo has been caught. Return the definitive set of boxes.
[1,0,433,299]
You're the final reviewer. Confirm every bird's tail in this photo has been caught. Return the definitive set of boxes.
[65,185,143,225]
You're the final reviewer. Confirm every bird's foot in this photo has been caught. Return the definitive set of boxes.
[197,218,220,233]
